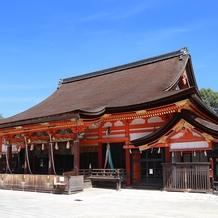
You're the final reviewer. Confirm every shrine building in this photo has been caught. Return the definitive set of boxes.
[1,47,218,192]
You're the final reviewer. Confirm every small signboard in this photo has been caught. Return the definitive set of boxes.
[149,169,153,174]
[60,177,65,182]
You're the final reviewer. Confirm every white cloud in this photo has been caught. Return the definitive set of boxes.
[112,3,151,20]
[77,12,110,22]
[77,2,153,22]
[148,27,191,42]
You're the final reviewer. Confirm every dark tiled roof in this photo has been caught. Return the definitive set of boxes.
[62,47,189,84]
[0,48,192,126]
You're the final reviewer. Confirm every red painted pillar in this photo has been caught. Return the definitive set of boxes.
[5,145,12,173]
[98,142,102,168]
[165,147,171,163]
[48,143,55,175]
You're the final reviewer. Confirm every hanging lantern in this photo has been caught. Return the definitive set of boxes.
[55,142,59,150]
[66,141,70,149]
[30,144,34,151]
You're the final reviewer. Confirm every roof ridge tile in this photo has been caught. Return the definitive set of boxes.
[61,47,188,85]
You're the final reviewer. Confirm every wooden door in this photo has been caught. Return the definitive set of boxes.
[132,151,141,183]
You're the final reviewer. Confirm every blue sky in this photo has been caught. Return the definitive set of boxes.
[1,0,218,118]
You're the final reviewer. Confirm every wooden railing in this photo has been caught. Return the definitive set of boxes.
[79,168,129,190]
[0,174,83,194]
[162,163,211,193]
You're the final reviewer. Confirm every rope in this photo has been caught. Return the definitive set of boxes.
[104,146,109,169]
[23,136,33,174]
[3,137,12,174]
[108,145,114,169]
[104,142,114,170]
[48,133,57,175]
[5,147,12,174]
[104,127,114,170]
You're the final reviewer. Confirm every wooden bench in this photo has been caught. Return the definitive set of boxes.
[63,170,77,176]
[80,169,129,190]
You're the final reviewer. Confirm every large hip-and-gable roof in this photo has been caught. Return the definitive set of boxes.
[0,48,196,127]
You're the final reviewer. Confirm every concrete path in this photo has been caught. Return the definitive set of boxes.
[0,188,218,218]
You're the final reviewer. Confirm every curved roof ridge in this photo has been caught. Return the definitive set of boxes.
[131,109,218,146]
[0,87,199,127]
[131,112,181,146]
[62,47,188,84]
[190,94,218,124]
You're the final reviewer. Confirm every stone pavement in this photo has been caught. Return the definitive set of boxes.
[0,187,218,218]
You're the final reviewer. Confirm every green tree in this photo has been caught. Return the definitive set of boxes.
[199,88,218,113]
[0,114,3,119]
